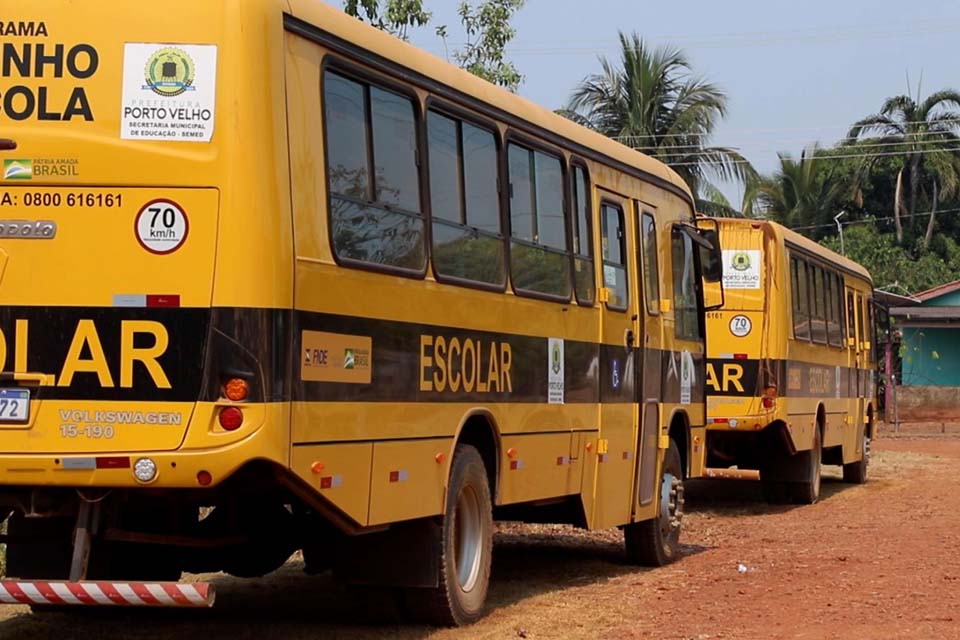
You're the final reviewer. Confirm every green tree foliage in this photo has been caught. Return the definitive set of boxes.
[561,33,755,204]
[846,89,960,247]
[821,224,956,293]
[343,0,525,91]
[443,0,524,92]
[743,146,845,233]
[342,0,431,40]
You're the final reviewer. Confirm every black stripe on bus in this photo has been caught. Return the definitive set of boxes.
[0,306,705,407]
[706,358,877,399]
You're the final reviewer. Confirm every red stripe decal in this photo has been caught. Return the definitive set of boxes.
[34,582,66,605]
[130,582,160,605]
[95,457,131,470]
[97,582,125,605]
[161,583,192,606]
[67,582,97,604]
[146,295,180,308]
[4,582,29,604]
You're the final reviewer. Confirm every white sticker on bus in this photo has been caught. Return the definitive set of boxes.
[722,249,762,290]
[548,338,564,405]
[120,43,218,143]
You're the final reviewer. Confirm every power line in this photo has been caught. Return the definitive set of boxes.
[603,117,960,142]
[788,207,960,232]
[665,144,960,168]
[624,136,960,155]
[447,23,960,55]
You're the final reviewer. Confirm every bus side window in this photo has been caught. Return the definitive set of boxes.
[671,226,701,341]
[792,257,811,341]
[827,271,843,346]
[600,203,628,310]
[571,164,595,305]
[507,143,571,299]
[641,212,660,315]
[426,110,505,286]
[846,289,856,347]
[323,71,426,272]
[810,263,827,344]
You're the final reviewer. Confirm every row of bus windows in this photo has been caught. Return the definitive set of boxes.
[324,69,597,302]
[790,256,845,346]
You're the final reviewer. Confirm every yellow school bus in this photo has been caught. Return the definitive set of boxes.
[703,218,875,504]
[0,0,721,623]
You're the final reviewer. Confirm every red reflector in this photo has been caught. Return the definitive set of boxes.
[218,407,243,431]
[96,457,131,469]
[762,397,775,409]
[146,295,180,308]
[320,476,333,489]
[389,470,400,483]
[733,353,748,360]
[713,418,729,424]
[197,470,213,486]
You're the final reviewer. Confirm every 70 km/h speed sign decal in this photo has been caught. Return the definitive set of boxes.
[729,314,752,338]
[135,199,189,254]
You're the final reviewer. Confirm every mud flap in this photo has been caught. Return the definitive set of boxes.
[334,517,441,588]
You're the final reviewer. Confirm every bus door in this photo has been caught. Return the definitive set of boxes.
[593,193,641,529]
[851,290,866,434]
[634,205,662,510]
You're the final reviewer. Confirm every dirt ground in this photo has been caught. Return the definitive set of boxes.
[1,434,958,640]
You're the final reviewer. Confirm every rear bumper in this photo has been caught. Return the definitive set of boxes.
[706,414,777,431]
[0,581,214,607]
[0,406,288,489]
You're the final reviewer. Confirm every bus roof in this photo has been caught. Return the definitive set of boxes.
[716,218,873,284]
[286,0,694,204]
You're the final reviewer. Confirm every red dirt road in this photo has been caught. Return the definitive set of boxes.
[0,436,957,639]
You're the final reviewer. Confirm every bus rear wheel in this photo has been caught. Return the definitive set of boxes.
[406,444,492,626]
[623,440,684,566]
[789,427,822,504]
[842,422,870,484]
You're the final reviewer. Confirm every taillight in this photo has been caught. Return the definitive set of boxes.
[224,378,250,402]
[218,406,243,431]
[762,384,777,410]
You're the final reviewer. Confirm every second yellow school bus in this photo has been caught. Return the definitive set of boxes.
[703,218,875,503]
[0,0,721,624]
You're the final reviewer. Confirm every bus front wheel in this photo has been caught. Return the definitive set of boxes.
[406,444,492,626]
[623,439,684,566]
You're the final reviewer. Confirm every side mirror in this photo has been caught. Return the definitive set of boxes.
[687,219,725,311]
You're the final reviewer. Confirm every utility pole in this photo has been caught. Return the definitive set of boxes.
[834,211,847,256]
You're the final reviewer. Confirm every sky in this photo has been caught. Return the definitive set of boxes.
[323,0,960,206]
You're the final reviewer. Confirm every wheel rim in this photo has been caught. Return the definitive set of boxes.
[658,471,684,540]
[454,484,483,592]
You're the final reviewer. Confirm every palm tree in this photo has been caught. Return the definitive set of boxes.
[742,146,843,234]
[562,32,755,208]
[847,89,960,247]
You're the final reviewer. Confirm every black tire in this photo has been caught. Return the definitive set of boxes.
[842,422,870,484]
[624,440,684,566]
[789,426,822,504]
[760,479,792,504]
[405,444,493,626]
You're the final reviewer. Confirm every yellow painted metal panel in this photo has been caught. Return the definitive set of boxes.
[291,442,373,526]
[368,438,450,526]
[499,433,583,505]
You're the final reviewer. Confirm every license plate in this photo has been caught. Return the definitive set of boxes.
[0,389,30,423]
